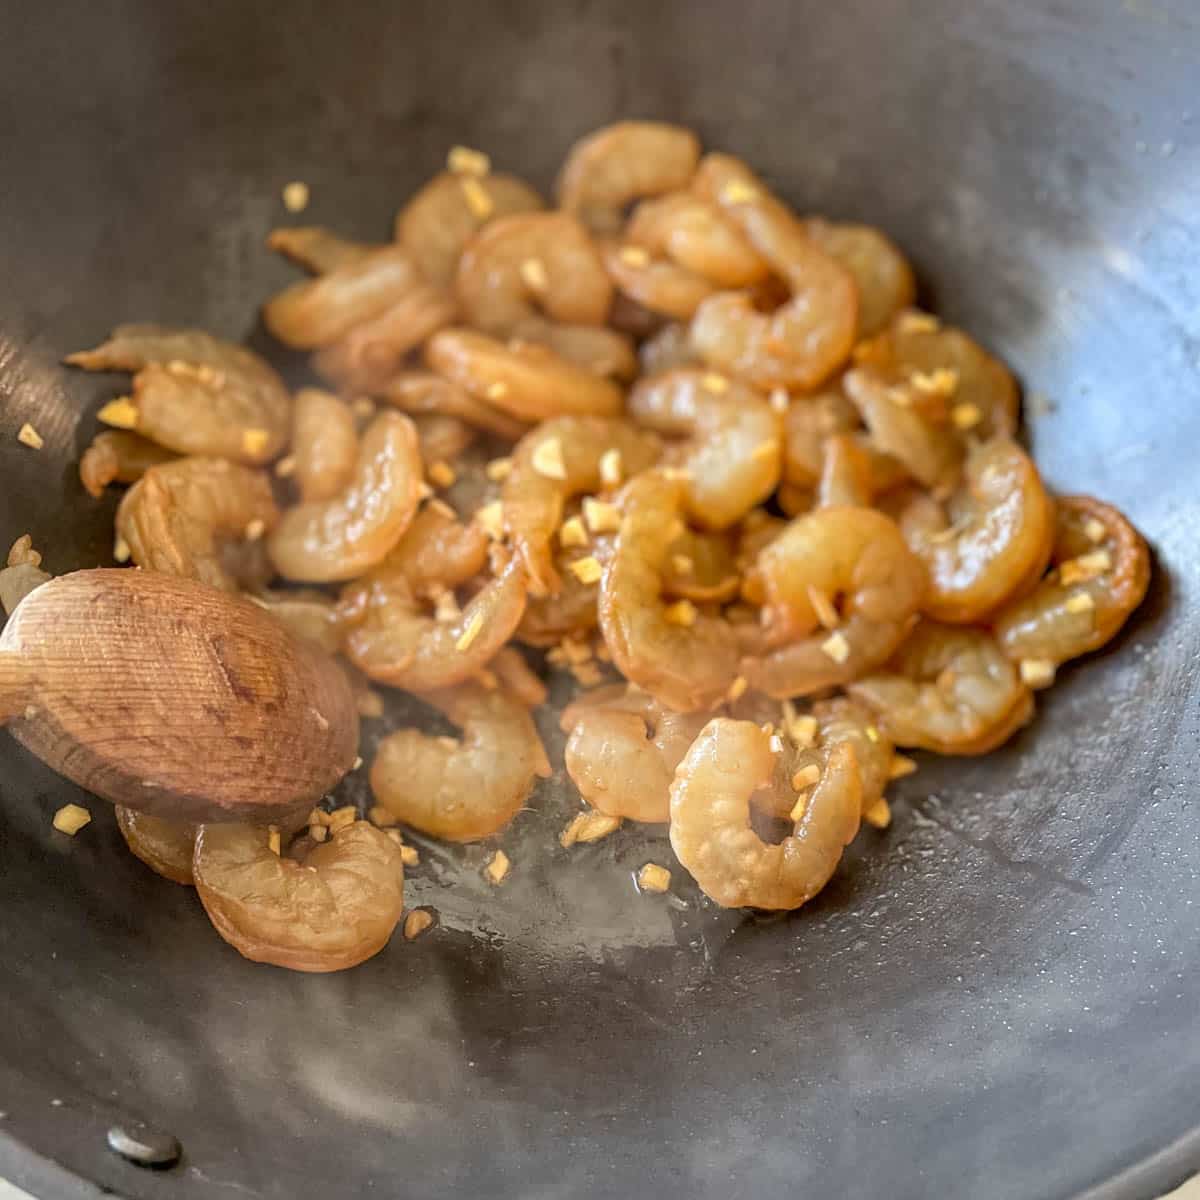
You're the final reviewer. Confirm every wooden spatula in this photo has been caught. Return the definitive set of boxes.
[0,569,358,823]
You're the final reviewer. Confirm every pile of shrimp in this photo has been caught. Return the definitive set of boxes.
[62,122,1149,971]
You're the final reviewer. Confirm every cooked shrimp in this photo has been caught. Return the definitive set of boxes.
[557,121,701,234]
[79,430,175,498]
[66,325,290,465]
[249,589,345,653]
[849,622,1034,755]
[379,370,529,441]
[291,389,358,502]
[740,506,926,698]
[502,416,660,594]
[598,471,738,711]
[369,681,550,842]
[609,291,667,339]
[487,645,549,708]
[602,191,769,320]
[689,154,858,391]
[629,192,769,288]
[628,368,781,529]
[371,503,488,599]
[116,457,279,592]
[663,527,740,603]
[266,225,373,274]
[818,433,876,508]
[395,170,545,288]
[783,387,859,486]
[116,807,196,885]
[561,684,708,822]
[993,495,1150,666]
[516,540,605,646]
[268,411,422,583]
[600,236,716,321]
[193,821,404,972]
[342,554,528,690]
[262,244,434,349]
[753,695,893,820]
[312,279,457,392]
[669,719,862,910]
[639,321,699,376]
[456,211,612,333]
[804,219,915,337]
[842,365,963,492]
[854,309,1019,438]
[890,437,1055,624]
[425,329,623,421]
[510,318,637,380]
[412,413,476,467]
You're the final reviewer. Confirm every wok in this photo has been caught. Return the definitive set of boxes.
[1,2,1197,1197]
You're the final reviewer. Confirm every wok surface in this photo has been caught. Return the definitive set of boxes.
[0,2,1197,1197]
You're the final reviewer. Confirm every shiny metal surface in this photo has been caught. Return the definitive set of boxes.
[0,2,1197,1197]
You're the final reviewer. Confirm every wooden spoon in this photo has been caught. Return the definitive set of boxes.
[0,569,359,823]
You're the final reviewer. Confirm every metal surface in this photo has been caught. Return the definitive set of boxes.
[0,1,1197,1197]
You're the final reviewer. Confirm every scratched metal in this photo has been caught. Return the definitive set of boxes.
[0,2,1197,1198]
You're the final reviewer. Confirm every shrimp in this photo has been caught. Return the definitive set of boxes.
[753,696,894,820]
[598,471,739,711]
[509,318,637,380]
[342,554,528,690]
[116,458,279,592]
[557,121,701,234]
[854,309,1019,439]
[639,321,699,376]
[600,237,716,321]
[266,225,373,274]
[249,589,345,653]
[311,278,457,392]
[669,719,862,910]
[842,365,963,492]
[268,411,422,583]
[425,329,623,421]
[291,389,358,503]
[740,506,926,699]
[663,527,740,603]
[502,416,660,594]
[561,684,708,822]
[629,192,769,288]
[817,433,876,508]
[456,212,612,333]
[369,681,550,842]
[783,386,860,486]
[487,646,549,708]
[889,437,1055,624]
[262,244,434,349]
[193,821,404,972]
[395,170,545,288]
[516,540,605,646]
[379,371,529,442]
[849,622,1035,755]
[992,495,1150,667]
[66,325,290,465]
[601,192,769,320]
[371,503,488,599]
[689,154,858,391]
[803,219,915,337]
[609,291,668,340]
[79,430,176,498]
[628,368,781,529]
[412,413,476,466]
[115,807,196,885]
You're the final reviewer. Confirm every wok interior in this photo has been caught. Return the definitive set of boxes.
[0,3,1197,1198]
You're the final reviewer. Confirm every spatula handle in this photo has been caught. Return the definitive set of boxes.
[0,649,31,724]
